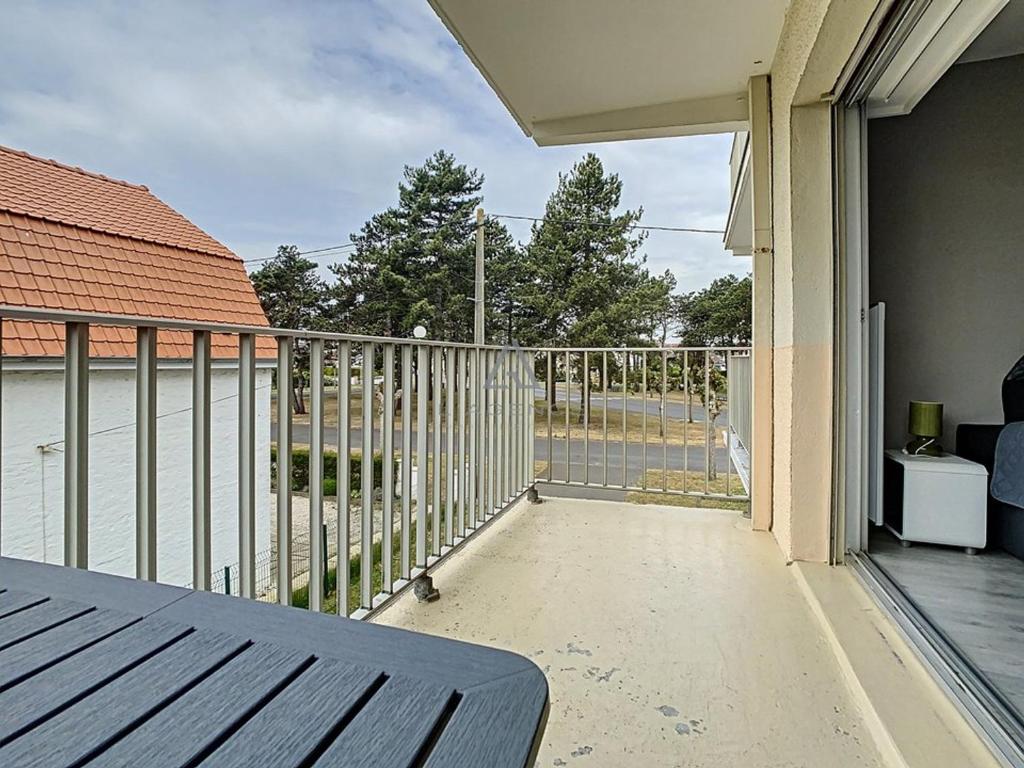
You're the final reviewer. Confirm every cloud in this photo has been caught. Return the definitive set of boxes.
[0,0,749,294]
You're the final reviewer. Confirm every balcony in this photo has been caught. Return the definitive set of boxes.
[0,306,993,767]
[376,497,887,766]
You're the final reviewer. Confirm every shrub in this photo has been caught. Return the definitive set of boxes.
[270,446,389,496]
[323,476,338,497]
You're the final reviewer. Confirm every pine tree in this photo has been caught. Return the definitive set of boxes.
[520,153,673,416]
[331,150,518,342]
[249,244,327,413]
[674,274,752,346]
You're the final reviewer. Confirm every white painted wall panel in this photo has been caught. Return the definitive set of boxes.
[0,365,272,587]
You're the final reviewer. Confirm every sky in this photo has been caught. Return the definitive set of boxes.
[0,0,750,294]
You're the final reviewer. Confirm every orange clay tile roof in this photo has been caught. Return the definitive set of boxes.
[0,145,274,359]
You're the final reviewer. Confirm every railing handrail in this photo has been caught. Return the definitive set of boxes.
[0,305,750,354]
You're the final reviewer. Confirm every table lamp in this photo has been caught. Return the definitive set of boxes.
[907,400,943,456]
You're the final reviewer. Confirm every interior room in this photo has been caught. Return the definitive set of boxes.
[861,0,1024,727]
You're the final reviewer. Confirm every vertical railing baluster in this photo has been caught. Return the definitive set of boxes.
[416,345,429,568]
[192,330,212,589]
[432,346,442,555]
[473,348,485,528]
[583,350,589,486]
[0,318,3,554]
[488,350,497,515]
[511,351,518,497]
[382,344,395,592]
[683,351,690,494]
[501,352,509,503]
[468,347,478,529]
[726,352,733,497]
[522,350,529,488]
[621,351,628,489]
[337,341,352,616]
[493,351,502,507]
[704,349,712,495]
[275,336,292,604]
[564,350,571,484]
[360,343,374,610]
[456,348,467,538]
[64,321,89,569]
[662,350,669,493]
[528,351,536,486]
[546,352,553,482]
[135,326,157,581]
[483,348,489,517]
[603,352,609,487]
[518,351,526,492]
[444,348,455,547]
[308,338,325,612]
[400,345,412,579]
[510,352,517,496]
[238,333,257,598]
[642,352,648,490]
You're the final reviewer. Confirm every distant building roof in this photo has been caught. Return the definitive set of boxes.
[0,145,273,359]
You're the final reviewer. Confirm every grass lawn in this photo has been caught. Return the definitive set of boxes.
[626,469,749,512]
[536,401,719,447]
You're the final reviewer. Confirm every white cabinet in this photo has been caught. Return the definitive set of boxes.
[883,450,988,553]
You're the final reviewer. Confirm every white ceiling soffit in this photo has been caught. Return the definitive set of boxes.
[867,0,1010,118]
[428,0,788,145]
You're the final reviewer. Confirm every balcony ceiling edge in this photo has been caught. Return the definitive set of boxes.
[725,153,753,256]
[532,94,750,147]
[429,0,786,146]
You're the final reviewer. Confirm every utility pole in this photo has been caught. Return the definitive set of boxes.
[474,207,485,345]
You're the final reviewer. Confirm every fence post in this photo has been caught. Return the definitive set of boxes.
[322,522,329,600]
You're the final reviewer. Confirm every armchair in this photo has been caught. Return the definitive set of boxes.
[956,354,1024,559]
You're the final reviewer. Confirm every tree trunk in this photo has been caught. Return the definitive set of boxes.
[707,398,719,481]
[292,380,307,415]
[708,426,717,481]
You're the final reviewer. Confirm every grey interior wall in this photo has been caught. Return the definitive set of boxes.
[869,54,1024,448]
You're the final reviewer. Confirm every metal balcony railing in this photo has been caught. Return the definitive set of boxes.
[531,346,751,501]
[0,306,750,621]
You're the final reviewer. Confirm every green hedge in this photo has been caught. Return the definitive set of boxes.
[270,445,386,496]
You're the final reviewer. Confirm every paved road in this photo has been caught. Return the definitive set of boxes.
[541,388,714,422]
[274,423,731,488]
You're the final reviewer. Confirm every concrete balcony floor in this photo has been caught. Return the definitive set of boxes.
[374,499,886,767]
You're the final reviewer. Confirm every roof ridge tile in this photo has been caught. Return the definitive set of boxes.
[0,144,148,191]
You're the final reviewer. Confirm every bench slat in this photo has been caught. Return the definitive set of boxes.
[0,607,137,690]
[198,658,382,768]
[0,628,245,767]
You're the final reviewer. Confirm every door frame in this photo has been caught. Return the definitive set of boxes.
[832,1,1024,761]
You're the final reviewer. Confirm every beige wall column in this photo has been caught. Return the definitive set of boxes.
[748,75,774,532]
[763,0,880,562]
[768,97,835,563]
[776,102,835,561]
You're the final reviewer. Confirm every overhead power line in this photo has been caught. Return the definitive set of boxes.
[243,242,357,266]
[244,212,723,266]
[489,213,725,235]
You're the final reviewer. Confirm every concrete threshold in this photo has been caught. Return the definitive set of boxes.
[793,561,1001,768]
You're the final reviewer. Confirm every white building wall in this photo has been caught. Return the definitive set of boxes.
[1,363,272,587]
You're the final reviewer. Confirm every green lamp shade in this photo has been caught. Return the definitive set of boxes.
[908,401,943,438]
